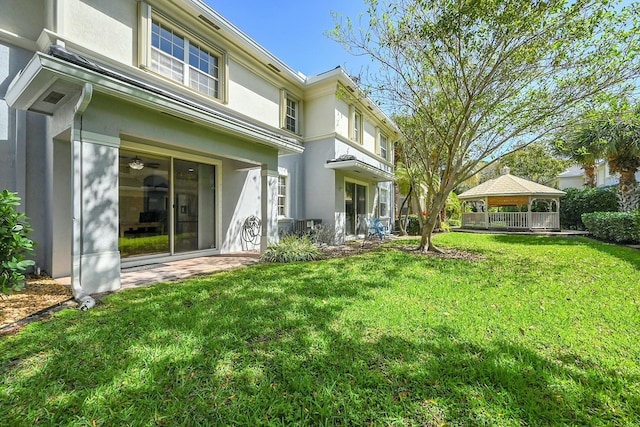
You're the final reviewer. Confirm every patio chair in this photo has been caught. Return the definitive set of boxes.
[362,217,386,246]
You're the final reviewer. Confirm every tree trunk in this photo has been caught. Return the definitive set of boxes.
[617,169,640,212]
[582,164,597,187]
[417,192,449,253]
[397,186,413,236]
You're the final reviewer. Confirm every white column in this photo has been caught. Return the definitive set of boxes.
[261,166,279,252]
[70,130,122,296]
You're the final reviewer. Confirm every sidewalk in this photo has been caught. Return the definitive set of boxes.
[56,252,260,292]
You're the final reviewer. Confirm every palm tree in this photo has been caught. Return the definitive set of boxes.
[599,118,640,212]
[554,128,606,188]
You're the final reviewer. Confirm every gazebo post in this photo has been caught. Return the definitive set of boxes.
[484,196,489,229]
[528,196,532,230]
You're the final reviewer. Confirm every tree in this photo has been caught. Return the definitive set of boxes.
[561,106,640,211]
[331,0,640,251]
[554,127,607,187]
[598,113,640,211]
[494,142,570,184]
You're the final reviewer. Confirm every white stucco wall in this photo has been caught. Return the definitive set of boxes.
[304,93,336,138]
[61,0,137,65]
[362,120,377,155]
[227,58,280,128]
[0,0,45,41]
[303,139,337,224]
[335,98,350,139]
[220,164,262,253]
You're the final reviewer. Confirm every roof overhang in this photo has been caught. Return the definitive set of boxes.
[6,50,304,155]
[325,158,395,182]
[459,191,565,201]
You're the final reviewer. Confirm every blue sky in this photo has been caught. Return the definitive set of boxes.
[204,0,373,77]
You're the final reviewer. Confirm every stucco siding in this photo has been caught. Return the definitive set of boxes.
[227,58,280,128]
[61,0,137,65]
[304,93,335,138]
[362,120,377,155]
[303,139,337,224]
[0,0,45,42]
[220,163,262,253]
[335,99,350,140]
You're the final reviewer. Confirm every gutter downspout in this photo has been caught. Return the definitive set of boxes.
[70,83,93,298]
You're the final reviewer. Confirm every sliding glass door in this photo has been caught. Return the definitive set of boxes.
[119,150,216,258]
[174,159,216,253]
[345,181,368,236]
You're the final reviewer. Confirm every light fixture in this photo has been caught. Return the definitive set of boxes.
[128,157,144,170]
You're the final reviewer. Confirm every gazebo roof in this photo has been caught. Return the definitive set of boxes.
[458,167,566,199]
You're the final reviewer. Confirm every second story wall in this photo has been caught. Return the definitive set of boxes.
[1,0,45,43]
[60,0,138,65]
[227,58,280,128]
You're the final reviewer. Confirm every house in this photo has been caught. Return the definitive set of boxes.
[553,162,640,190]
[0,0,398,296]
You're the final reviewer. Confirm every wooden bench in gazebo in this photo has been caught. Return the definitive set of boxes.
[458,167,566,231]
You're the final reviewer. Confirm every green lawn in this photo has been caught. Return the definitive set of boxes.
[1,233,639,426]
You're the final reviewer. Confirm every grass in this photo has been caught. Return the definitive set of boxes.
[1,233,639,426]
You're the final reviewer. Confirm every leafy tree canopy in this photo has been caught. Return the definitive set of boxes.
[331,0,640,250]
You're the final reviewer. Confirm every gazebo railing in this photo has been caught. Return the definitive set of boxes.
[489,212,528,228]
[461,212,486,228]
[531,212,559,229]
[462,211,560,230]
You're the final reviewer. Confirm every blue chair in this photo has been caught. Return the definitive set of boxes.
[362,217,386,246]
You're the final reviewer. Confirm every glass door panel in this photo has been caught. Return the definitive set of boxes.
[345,182,355,235]
[174,159,216,253]
[356,184,367,234]
[345,182,367,235]
[118,151,170,257]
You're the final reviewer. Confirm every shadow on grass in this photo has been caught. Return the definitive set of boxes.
[1,253,637,425]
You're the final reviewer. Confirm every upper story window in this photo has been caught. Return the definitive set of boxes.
[285,96,298,133]
[353,110,362,144]
[150,19,220,98]
[379,133,389,160]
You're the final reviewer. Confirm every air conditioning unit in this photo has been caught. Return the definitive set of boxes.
[294,219,322,235]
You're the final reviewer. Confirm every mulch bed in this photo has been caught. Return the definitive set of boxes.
[0,277,74,336]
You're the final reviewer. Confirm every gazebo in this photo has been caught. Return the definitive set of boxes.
[458,167,565,231]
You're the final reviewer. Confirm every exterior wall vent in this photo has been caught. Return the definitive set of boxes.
[43,91,65,104]
[267,63,281,73]
[198,14,220,30]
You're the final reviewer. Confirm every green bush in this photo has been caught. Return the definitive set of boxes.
[447,219,461,227]
[261,235,321,263]
[0,190,35,294]
[582,211,640,244]
[560,187,618,229]
[396,215,421,235]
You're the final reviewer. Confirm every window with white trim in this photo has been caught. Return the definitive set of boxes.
[353,110,362,143]
[285,96,298,133]
[151,19,221,98]
[379,186,390,218]
[379,133,389,160]
[277,175,287,217]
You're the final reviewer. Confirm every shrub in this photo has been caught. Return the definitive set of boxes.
[560,186,618,229]
[582,211,640,244]
[394,215,422,235]
[261,235,321,263]
[0,190,35,294]
[447,219,461,227]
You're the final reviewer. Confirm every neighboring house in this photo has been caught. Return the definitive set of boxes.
[553,162,640,190]
[0,0,398,296]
